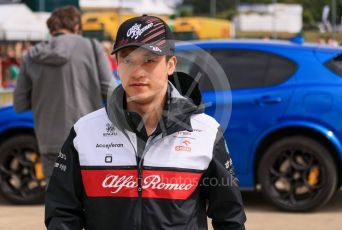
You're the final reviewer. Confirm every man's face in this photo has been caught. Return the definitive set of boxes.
[117,47,176,105]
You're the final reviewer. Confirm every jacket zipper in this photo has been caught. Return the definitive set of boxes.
[136,136,153,230]
[121,132,142,230]
[137,157,143,230]
[124,132,161,230]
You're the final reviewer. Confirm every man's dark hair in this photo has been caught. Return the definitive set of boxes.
[47,6,81,34]
[166,55,173,62]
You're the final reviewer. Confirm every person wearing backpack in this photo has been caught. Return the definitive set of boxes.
[14,5,115,182]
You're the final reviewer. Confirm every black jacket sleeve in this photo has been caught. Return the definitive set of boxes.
[45,128,85,230]
[200,127,246,230]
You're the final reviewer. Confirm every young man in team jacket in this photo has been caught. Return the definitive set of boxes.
[45,15,246,230]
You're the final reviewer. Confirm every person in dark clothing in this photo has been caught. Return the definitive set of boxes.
[45,15,246,229]
[14,6,115,181]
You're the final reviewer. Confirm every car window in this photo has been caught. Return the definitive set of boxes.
[209,49,297,89]
[325,54,342,76]
[176,49,219,91]
[176,47,297,91]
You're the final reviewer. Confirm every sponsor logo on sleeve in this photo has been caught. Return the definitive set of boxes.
[96,143,124,149]
[57,151,66,161]
[54,162,67,172]
[104,154,113,163]
[175,139,192,152]
[173,130,201,139]
[225,159,233,170]
[103,123,118,137]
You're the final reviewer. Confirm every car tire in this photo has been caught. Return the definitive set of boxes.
[258,136,337,212]
[0,135,45,204]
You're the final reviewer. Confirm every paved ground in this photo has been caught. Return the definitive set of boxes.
[0,191,341,230]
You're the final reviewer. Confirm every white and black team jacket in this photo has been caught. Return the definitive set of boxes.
[45,74,246,230]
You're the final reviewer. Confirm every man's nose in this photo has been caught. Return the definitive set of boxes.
[130,62,147,79]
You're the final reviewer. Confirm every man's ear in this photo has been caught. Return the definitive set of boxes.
[167,56,177,76]
[74,24,81,34]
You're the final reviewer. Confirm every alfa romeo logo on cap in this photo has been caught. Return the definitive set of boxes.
[126,23,154,39]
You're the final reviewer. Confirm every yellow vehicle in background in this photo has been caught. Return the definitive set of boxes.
[82,12,169,41]
[172,17,234,40]
[82,11,138,41]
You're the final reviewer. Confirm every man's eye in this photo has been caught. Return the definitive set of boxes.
[123,58,131,64]
[145,59,155,63]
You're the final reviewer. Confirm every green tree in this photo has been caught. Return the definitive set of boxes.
[180,0,235,16]
[179,0,342,29]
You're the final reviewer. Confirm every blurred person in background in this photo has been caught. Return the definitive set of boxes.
[14,5,115,182]
[1,47,20,88]
[15,41,34,58]
[101,40,120,84]
[101,40,117,72]
[318,36,326,45]
[327,36,339,46]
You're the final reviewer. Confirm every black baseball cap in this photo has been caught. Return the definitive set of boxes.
[111,15,175,56]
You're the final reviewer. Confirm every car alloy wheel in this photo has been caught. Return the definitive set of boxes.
[258,136,337,212]
[0,135,45,204]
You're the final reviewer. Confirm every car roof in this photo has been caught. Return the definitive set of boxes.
[175,39,342,53]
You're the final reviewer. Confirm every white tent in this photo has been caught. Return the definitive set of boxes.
[236,4,302,33]
[80,0,174,15]
[80,0,135,10]
[132,0,174,15]
[0,4,50,41]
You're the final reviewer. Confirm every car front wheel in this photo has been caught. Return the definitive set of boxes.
[0,135,45,204]
[258,136,337,212]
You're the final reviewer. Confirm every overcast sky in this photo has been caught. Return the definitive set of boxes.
[164,0,182,7]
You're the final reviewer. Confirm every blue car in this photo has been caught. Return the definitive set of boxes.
[0,104,44,204]
[175,40,342,211]
[1,39,342,211]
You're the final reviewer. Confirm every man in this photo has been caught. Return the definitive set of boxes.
[45,15,246,229]
[14,6,115,181]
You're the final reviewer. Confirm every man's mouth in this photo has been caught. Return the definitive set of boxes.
[130,83,148,87]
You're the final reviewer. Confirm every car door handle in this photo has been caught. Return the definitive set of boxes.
[254,96,282,105]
